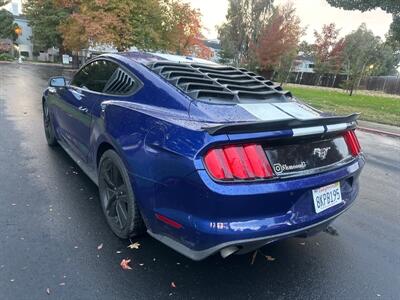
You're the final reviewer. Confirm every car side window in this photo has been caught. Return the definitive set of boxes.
[71,60,119,93]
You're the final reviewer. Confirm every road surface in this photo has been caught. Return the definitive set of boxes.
[0,63,399,299]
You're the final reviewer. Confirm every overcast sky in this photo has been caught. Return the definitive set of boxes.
[186,0,393,42]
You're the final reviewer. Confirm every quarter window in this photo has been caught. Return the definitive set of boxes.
[70,59,138,95]
[71,60,119,92]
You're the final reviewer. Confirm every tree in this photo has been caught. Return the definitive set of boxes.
[56,0,211,57]
[342,24,380,95]
[0,0,10,6]
[254,4,304,83]
[161,0,212,58]
[218,0,274,66]
[298,41,314,57]
[326,0,400,42]
[129,0,164,51]
[57,0,135,52]
[24,0,70,53]
[313,23,346,85]
[371,44,400,76]
[387,15,400,47]
[0,9,18,41]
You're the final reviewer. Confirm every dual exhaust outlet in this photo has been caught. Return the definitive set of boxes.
[219,246,240,259]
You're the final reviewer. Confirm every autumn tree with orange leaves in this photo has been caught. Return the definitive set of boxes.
[254,4,304,83]
[313,23,346,86]
[54,0,211,58]
[162,1,212,58]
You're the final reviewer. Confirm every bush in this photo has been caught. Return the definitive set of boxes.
[0,53,14,61]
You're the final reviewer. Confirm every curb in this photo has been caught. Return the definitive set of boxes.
[358,126,400,139]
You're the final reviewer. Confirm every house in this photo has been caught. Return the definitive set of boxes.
[292,55,315,73]
[1,0,33,59]
[14,15,33,58]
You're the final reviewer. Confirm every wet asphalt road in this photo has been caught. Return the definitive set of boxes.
[0,63,399,300]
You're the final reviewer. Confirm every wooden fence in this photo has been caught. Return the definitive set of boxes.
[359,76,400,95]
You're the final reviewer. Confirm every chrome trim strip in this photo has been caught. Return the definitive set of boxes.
[326,123,348,132]
[292,126,325,137]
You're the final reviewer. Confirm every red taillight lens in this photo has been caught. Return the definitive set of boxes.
[204,144,274,181]
[344,130,361,156]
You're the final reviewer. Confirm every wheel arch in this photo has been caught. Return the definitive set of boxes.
[96,141,116,168]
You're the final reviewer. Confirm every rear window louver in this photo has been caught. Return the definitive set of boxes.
[147,61,291,102]
[104,68,135,95]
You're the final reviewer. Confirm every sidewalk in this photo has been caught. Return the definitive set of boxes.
[358,120,400,138]
[0,60,76,69]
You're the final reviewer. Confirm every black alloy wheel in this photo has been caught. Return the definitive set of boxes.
[42,100,57,146]
[98,150,145,238]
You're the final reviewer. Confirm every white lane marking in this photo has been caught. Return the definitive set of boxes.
[292,126,325,137]
[273,102,321,120]
[238,103,293,121]
[326,123,348,132]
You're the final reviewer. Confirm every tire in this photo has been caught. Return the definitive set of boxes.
[98,150,146,238]
[42,100,58,146]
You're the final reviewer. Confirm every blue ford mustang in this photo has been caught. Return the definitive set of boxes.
[43,52,364,260]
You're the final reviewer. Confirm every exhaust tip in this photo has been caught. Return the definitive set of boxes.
[220,246,239,259]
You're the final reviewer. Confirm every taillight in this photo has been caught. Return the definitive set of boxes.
[204,144,274,181]
[344,130,361,156]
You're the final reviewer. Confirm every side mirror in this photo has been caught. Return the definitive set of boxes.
[49,76,66,87]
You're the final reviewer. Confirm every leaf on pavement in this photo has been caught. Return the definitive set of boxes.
[127,242,140,250]
[265,255,276,261]
[171,282,176,288]
[250,250,258,265]
[120,259,132,270]
[46,288,50,295]
[97,243,103,250]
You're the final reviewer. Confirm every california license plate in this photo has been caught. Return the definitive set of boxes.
[312,182,342,213]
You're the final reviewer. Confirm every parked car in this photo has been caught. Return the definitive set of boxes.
[42,52,364,260]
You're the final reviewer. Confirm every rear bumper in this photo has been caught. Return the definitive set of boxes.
[146,156,364,260]
[148,203,349,260]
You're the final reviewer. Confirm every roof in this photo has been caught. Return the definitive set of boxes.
[118,51,218,66]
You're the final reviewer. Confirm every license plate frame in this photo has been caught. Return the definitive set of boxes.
[312,182,342,213]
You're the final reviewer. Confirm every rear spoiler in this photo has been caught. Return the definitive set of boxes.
[204,113,360,135]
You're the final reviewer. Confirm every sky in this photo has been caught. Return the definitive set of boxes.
[186,0,393,42]
[5,0,393,43]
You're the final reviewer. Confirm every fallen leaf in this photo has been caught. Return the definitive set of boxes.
[120,259,132,270]
[127,242,140,249]
[299,242,306,246]
[46,288,50,295]
[59,282,65,286]
[171,282,176,288]
[139,263,144,266]
[116,251,122,254]
[250,251,258,265]
[97,243,103,250]
[265,255,276,261]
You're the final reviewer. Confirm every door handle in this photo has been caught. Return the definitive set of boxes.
[78,106,89,113]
